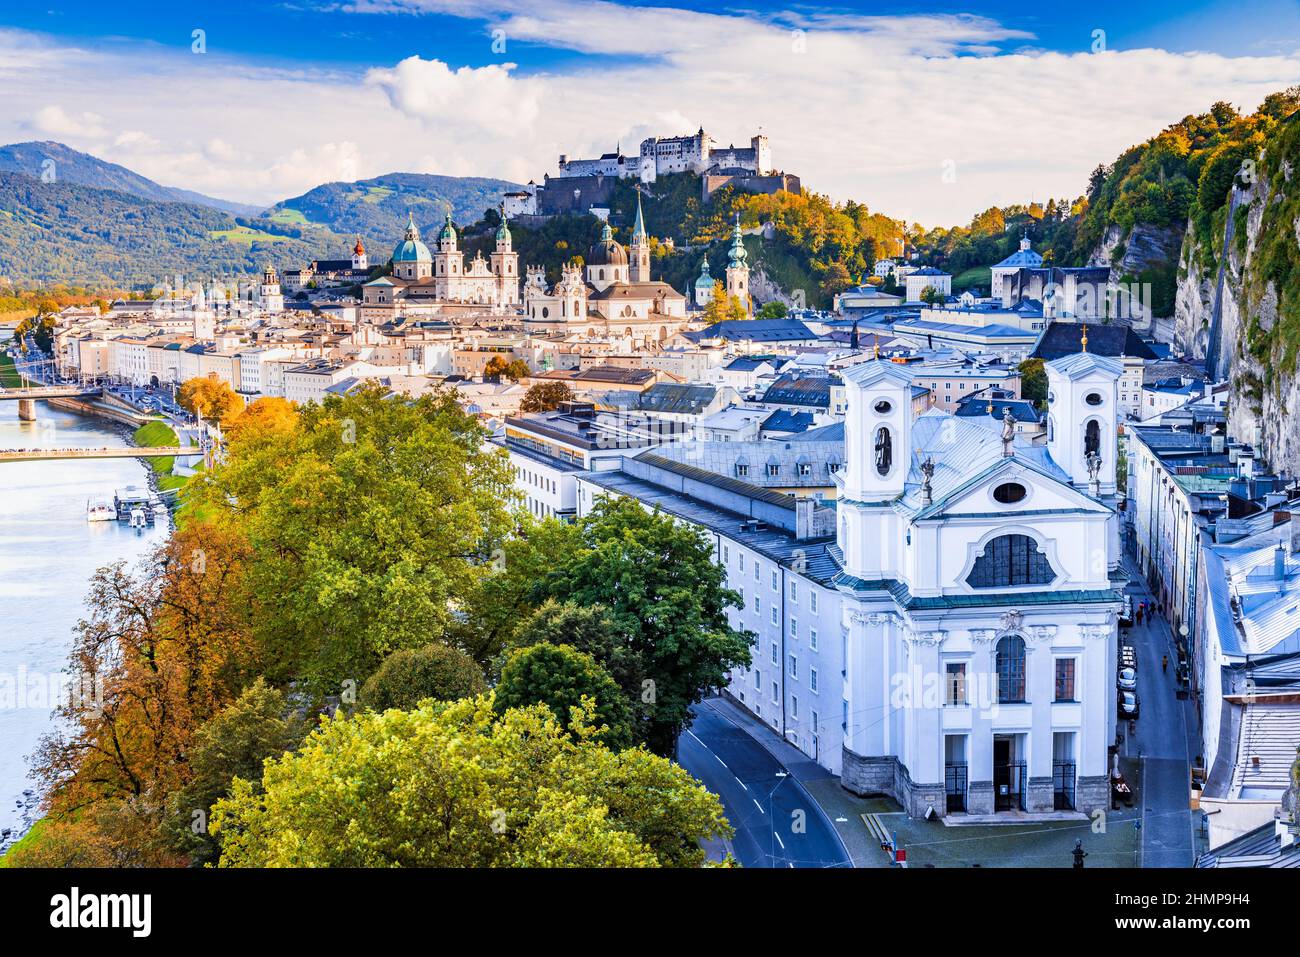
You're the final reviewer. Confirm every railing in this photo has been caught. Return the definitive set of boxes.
[945,762,968,812]
[1053,761,1077,811]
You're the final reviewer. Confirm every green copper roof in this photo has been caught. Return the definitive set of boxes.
[632,190,647,241]
[728,214,748,267]
[439,211,456,242]
[393,212,431,262]
[695,257,713,288]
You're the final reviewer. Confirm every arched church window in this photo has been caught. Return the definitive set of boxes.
[995,636,1026,702]
[1084,419,1101,458]
[874,426,892,476]
[966,534,1055,589]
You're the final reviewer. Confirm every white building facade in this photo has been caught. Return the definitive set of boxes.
[574,353,1125,819]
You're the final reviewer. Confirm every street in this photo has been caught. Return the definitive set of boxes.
[1120,554,1197,867]
[678,704,852,868]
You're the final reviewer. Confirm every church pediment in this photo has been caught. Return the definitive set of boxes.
[913,456,1110,522]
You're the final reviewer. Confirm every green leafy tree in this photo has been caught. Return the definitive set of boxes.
[525,496,752,755]
[191,385,516,694]
[360,643,488,711]
[495,643,633,750]
[210,696,731,867]
[1018,357,1048,409]
[164,679,310,864]
[754,300,789,320]
[519,381,574,413]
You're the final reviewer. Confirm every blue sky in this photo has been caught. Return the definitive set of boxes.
[6,1,1299,63]
[0,1,1295,223]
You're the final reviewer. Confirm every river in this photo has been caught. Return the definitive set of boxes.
[0,387,168,844]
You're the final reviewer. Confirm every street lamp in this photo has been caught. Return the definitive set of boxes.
[768,771,790,868]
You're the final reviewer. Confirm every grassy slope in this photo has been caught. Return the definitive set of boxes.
[133,419,178,474]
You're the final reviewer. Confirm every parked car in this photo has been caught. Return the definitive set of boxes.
[1118,594,1134,628]
[1118,666,1137,691]
[1119,691,1140,719]
[1119,646,1137,670]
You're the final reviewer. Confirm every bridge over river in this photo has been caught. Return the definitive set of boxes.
[0,385,105,420]
[0,446,201,463]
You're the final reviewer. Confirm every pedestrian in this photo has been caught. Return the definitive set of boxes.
[1162,654,1168,674]
[1072,840,1088,869]
[1135,607,1143,626]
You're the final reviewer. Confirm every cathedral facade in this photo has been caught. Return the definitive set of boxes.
[359,211,520,323]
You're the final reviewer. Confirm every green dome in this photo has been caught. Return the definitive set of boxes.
[393,238,432,263]
[439,212,457,243]
[393,212,431,263]
[694,258,713,288]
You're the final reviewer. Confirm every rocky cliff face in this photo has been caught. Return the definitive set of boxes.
[1174,126,1300,474]
[1090,222,1184,281]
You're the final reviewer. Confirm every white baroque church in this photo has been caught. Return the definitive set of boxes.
[574,351,1126,820]
[830,353,1123,817]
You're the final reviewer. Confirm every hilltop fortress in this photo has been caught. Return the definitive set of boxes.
[504,127,800,219]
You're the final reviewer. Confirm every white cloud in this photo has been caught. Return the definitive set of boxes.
[365,57,542,130]
[0,8,1294,229]
[28,105,107,140]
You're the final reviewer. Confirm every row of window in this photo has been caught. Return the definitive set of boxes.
[734,461,841,478]
[943,640,1077,705]
[514,464,557,495]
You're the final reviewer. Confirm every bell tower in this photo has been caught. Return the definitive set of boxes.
[725,214,751,314]
[837,359,913,578]
[1045,345,1122,496]
[629,188,651,283]
[490,204,519,305]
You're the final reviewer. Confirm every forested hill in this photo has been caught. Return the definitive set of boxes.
[0,172,347,286]
[265,172,522,241]
[0,141,262,216]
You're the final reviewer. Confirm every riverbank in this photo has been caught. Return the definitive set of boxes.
[0,396,171,856]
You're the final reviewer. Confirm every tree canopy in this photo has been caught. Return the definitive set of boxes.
[210,696,731,867]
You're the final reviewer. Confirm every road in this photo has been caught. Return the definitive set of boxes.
[1120,554,1196,867]
[678,704,851,868]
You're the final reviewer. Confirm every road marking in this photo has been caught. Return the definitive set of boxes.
[753,798,764,813]
[775,832,785,850]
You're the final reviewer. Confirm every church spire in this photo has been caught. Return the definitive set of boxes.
[632,187,647,242]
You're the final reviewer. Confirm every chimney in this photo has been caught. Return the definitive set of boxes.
[1291,514,1300,555]
[1275,541,1286,582]
[795,497,814,540]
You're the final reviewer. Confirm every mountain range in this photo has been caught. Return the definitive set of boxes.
[0,142,521,287]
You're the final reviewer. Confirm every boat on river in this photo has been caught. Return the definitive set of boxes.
[86,498,116,522]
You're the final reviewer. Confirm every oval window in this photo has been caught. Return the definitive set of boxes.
[993,482,1027,504]
[873,399,893,415]
[1085,392,1103,406]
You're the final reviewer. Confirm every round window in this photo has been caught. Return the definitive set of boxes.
[873,399,893,415]
[1085,392,1103,406]
[993,482,1027,504]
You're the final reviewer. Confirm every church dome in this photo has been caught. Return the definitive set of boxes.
[392,213,431,263]
[587,222,628,266]
[695,258,714,288]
